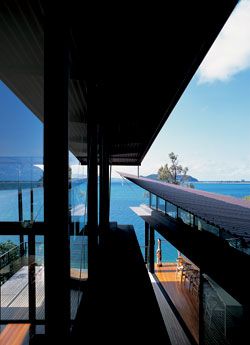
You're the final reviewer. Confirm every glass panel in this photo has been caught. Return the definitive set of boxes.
[178,209,193,226]
[0,161,45,223]
[202,274,246,344]
[158,198,165,213]
[0,236,46,322]
[0,235,29,320]
[151,194,157,209]
[109,181,145,248]
[70,235,88,321]
[69,159,87,230]
[195,217,220,236]
[36,236,45,320]
[0,161,19,221]
[70,236,88,280]
[69,155,88,321]
[166,201,177,218]
[143,190,150,206]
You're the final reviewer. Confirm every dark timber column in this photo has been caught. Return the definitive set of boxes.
[30,188,34,222]
[44,6,70,339]
[145,222,149,265]
[99,127,110,232]
[28,234,36,327]
[29,188,35,326]
[18,186,24,254]
[149,226,155,273]
[18,186,23,222]
[87,106,98,282]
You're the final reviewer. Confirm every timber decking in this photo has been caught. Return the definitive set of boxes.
[70,268,88,280]
[149,272,191,345]
[155,262,199,344]
[0,266,83,321]
[0,324,30,345]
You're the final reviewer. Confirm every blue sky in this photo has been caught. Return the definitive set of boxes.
[0,82,43,157]
[1,0,250,180]
[138,69,250,180]
[118,0,250,180]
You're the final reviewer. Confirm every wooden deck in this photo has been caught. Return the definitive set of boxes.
[149,273,191,345]
[0,324,30,345]
[70,268,88,280]
[0,266,83,321]
[155,262,199,344]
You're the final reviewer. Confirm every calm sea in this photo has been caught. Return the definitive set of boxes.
[110,181,250,262]
[1,180,250,265]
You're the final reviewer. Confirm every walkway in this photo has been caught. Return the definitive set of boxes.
[0,266,82,321]
[155,262,199,344]
[149,272,191,345]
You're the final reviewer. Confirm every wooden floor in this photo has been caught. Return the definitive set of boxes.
[155,262,199,344]
[70,268,88,280]
[149,272,191,345]
[0,266,83,321]
[0,324,30,345]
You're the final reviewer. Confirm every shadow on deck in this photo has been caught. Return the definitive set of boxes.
[71,224,171,344]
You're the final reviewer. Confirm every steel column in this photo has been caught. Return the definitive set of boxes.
[99,127,110,232]
[87,113,98,281]
[145,222,149,265]
[18,186,24,253]
[28,234,36,327]
[149,226,155,273]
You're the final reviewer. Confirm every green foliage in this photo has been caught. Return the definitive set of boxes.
[158,152,189,185]
[0,240,17,256]
[244,195,250,201]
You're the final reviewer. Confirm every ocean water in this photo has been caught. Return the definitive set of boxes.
[1,180,250,265]
[193,182,250,198]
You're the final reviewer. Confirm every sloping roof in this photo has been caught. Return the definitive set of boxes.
[0,1,237,164]
[121,173,250,244]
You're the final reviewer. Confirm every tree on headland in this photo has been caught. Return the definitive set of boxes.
[158,152,194,188]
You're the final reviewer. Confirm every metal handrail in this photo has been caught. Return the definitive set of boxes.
[0,242,27,269]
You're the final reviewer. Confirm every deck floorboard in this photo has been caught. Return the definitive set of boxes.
[155,262,199,344]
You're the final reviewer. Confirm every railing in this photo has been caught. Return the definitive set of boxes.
[0,242,28,285]
[148,192,250,255]
[224,237,243,249]
[0,242,27,269]
[70,240,88,273]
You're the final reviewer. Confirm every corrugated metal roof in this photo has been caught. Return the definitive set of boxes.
[121,173,250,244]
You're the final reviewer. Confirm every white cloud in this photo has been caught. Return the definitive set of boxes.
[34,164,44,171]
[70,165,86,178]
[187,157,250,181]
[198,0,250,83]
[34,164,86,179]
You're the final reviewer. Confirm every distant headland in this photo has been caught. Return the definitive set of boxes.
[196,180,250,184]
[144,174,250,184]
[144,173,198,182]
